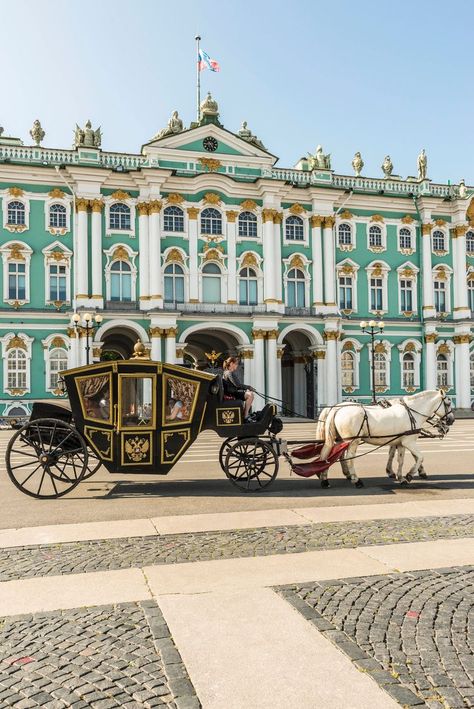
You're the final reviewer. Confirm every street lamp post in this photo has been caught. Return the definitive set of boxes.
[72,312,103,365]
[359,319,385,404]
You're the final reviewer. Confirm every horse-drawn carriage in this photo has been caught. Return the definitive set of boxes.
[5,347,454,498]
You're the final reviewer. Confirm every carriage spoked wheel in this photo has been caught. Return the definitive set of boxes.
[6,418,88,499]
[219,437,237,471]
[82,446,102,480]
[223,437,279,493]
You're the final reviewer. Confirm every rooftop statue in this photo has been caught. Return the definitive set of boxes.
[381,155,393,177]
[0,127,4,137]
[238,120,266,150]
[417,148,427,180]
[30,119,45,146]
[308,144,331,170]
[153,110,184,140]
[74,120,102,149]
[352,152,364,177]
[200,92,219,117]
[459,179,467,199]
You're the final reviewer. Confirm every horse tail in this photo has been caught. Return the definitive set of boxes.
[320,407,338,461]
[315,406,330,441]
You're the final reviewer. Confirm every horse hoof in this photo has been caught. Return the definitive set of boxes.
[355,480,364,488]
[418,471,428,479]
[321,480,330,489]
[406,473,413,482]
[400,479,409,487]
[386,473,396,480]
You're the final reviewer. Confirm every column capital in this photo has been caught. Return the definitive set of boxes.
[310,215,324,228]
[187,207,199,220]
[252,328,266,340]
[90,199,104,213]
[239,349,254,359]
[453,334,471,344]
[312,349,326,359]
[175,346,186,358]
[323,329,340,341]
[226,210,238,223]
[421,223,433,235]
[323,216,335,228]
[266,329,279,339]
[273,211,283,224]
[149,200,162,214]
[149,327,164,337]
[424,333,437,343]
[76,198,89,212]
[137,202,149,216]
[262,208,275,223]
[166,327,178,338]
[451,224,468,238]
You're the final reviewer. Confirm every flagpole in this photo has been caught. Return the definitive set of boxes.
[195,35,201,122]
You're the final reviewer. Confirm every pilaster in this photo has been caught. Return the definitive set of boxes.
[424,328,437,390]
[90,199,104,309]
[226,211,238,303]
[324,328,340,404]
[138,201,150,310]
[421,223,436,319]
[187,207,199,302]
[451,224,470,319]
[75,198,89,307]
[149,199,163,309]
[453,328,471,408]
[322,216,337,314]
[310,214,324,312]
[262,209,277,307]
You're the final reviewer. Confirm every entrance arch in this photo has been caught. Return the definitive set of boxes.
[179,323,248,371]
[281,329,318,418]
[95,320,150,361]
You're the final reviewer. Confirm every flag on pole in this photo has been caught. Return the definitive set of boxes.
[198,48,220,72]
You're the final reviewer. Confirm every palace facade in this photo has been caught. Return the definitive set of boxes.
[0,94,473,418]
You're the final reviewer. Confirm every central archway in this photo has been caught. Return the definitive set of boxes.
[281,330,318,418]
[179,322,249,371]
[95,320,150,361]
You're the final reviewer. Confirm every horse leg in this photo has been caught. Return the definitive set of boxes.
[396,445,406,483]
[320,467,330,488]
[386,445,396,479]
[418,462,428,479]
[346,441,364,488]
[340,452,352,482]
[399,438,423,485]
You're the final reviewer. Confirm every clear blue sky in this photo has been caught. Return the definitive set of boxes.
[2,0,473,184]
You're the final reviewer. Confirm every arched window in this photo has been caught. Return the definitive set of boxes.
[201,208,222,235]
[369,225,382,248]
[436,354,448,388]
[239,268,258,305]
[164,263,185,303]
[285,215,304,241]
[341,351,355,387]
[7,201,25,226]
[8,262,26,300]
[468,277,474,312]
[374,352,387,387]
[109,203,131,230]
[110,260,132,301]
[470,352,474,389]
[238,211,257,238]
[163,206,184,233]
[49,263,67,301]
[399,228,412,250]
[202,262,222,303]
[402,352,415,388]
[286,268,305,307]
[49,348,68,390]
[338,223,352,246]
[7,349,27,389]
[432,230,445,251]
[49,203,67,228]
[467,231,474,253]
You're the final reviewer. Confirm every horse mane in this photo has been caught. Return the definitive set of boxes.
[403,389,438,401]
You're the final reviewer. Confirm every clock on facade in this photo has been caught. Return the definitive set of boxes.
[203,136,218,152]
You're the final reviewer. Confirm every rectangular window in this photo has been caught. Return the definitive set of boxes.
[468,283,474,312]
[434,281,446,313]
[339,276,353,310]
[49,264,67,301]
[400,279,413,312]
[287,281,305,308]
[8,263,26,300]
[370,277,383,311]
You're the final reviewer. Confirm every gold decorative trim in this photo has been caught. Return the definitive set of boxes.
[117,372,157,432]
[149,200,162,214]
[273,212,283,224]
[8,243,25,261]
[111,190,130,201]
[199,158,221,172]
[289,204,305,216]
[6,335,27,351]
[49,188,66,199]
[203,192,221,205]
[424,334,437,343]
[324,216,335,228]
[340,210,353,219]
[9,187,24,197]
[401,215,414,224]
[90,199,104,213]
[240,199,257,211]
[289,254,304,269]
[51,336,65,348]
[121,432,153,466]
[310,215,324,228]
[421,223,433,235]
[161,372,201,428]
[324,331,340,341]
[453,334,471,344]
[226,210,238,223]
[252,329,265,340]
[241,252,258,268]
[76,198,89,212]
[137,202,149,216]
[187,207,199,220]
[215,407,242,427]
[262,208,275,223]
[161,429,190,464]
[266,329,279,340]
[165,248,184,264]
[434,218,446,226]
[5,224,28,233]
[371,214,384,222]
[167,193,184,205]
[112,245,129,261]
[8,388,26,396]
[84,427,113,461]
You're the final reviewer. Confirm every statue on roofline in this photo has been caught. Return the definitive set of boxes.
[352,152,364,177]
[417,148,427,181]
[381,155,393,177]
[74,120,102,149]
[308,144,331,170]
[238,120,266,150]
[30,119,45,146]
[153,110,184,140]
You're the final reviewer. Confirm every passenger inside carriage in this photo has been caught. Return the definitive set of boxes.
[222,356,255,421]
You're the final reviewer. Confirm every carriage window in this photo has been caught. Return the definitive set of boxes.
[77,374,111,423]
[163,374,199,425]
[120,376,154,428]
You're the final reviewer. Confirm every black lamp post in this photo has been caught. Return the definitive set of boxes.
[359,319,385,404]
[72,312,103,365]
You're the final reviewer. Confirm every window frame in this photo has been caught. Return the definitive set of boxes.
[367,222,386,252]
[105,199,136,237]
[432,228,448,254]
[238,267,258,306]
[238,211,258,239]
[200,207,223,236]
[0,241,33,305]
[164,262,186,304]
[284,215,305,243]
[0,332,34,394]
[163,205,185,234]
[2,197,29,232]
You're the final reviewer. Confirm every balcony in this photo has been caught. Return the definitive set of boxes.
[162,302,266,315]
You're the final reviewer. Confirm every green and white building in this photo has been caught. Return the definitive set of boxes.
[0,93,473,418]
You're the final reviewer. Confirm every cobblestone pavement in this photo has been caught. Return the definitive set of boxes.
[0,601,200,709]
[279,566,474,709]
[1,514,473,582]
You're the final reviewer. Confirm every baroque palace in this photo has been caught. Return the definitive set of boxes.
[0,93,473,418]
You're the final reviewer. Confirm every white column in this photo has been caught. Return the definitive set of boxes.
[453,226,469,319]
[314,350,327,409]
[252,330,266,408]
[89,200,103,307]
[68,330,79,368]
[454,334,471,408]
[226,211,238,303]
[238,347,254,389]
[324,331,339,404]
[276,347,284,405]
[150,329,162,362]
[293,356,306,416]
[273,213,283,308]
[262,209,277,306]
[421,224,436,318]
[311,215,324,311]
[165,328,176,364]
[188,208,199,302]
[78,332,87,367]
[424,333,437,390]
[138,203,150,310]
[266,330,280,405]
[75,199,89,303]
[322,217,336,311]
[149,200,162,309]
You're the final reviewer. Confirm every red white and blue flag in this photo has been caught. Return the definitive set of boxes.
[198,48,220,72]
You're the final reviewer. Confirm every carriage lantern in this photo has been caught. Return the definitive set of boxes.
[360,320,385,404]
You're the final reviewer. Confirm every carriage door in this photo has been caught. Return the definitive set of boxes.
[117,373,156,468]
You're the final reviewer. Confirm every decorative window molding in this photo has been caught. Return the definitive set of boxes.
[104,194,136,237]
[336,221,355,251]
[431,227,449,256]
[283,253,311,308]
[396,262,419,316]
[200,207,223,236]
[104,243,138,301]
[42,241,73,307]
[0,240,33,306]
[368,339,392,393]
[367,223,386,253]
[162,205,186,234]
[398,225,415,255]
[238,211,259,239]
[468,271,474,313]
[284,214,308,244]
[44,190,72,236]
[2,194,30,233]
[340,339,362,392]
[365,261,391,315]
[397,339,422,391]
[336,259,360,314]
[42,334,70,395]
[237,251,263,304]
[432,264,452,315]
[466,230,474,255]
[0,332,34,395]
[436,340,454,390]
[199,260,227,304]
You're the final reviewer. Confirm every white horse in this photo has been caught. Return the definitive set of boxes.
[317,390,454,488]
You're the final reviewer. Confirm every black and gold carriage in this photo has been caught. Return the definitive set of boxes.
[5,353,283,498]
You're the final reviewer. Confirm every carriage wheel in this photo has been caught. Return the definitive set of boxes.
[219,437,236,472]
[82,446,102,480]
[224,437,279,493]
[6,418,88,499]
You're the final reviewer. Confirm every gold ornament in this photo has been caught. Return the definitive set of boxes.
[203,192,221,205]
[7,336,26,350]
[8,243,25,261]
[252,329,265,340]
[165,248,184,264]
[421,223,433,235]
[187,207,199,220]
[124,436,150,462]
[76,198,89,212]
[424,334,437,343]
[199,157,221,172]
[203,247,223,263]
[111,190,130,201]
[324,330,339,341]
[340,210,353,219]
[435,219,446,226]
[289,255,304,269]
[342,341,354,351]
[49,188,65,199]
[241,252,258,268]
[9,187,24,197]
[226,210,238,223]
[166,193,184,205]
[374,342,386,353]
[289,203,305,215]
[149,200,162,214]
[51,337,65,348]
[437,343,450,355]
[112,246,129,261]
[273,212,283,224]
[324,216,335,228]
[137,202,149,216]
[453,334,471,344]
[262,208,275,223]
[310,215,324,228]
[371,214,384,222]
[401,215,414,224]
[240,199,257,211]
[205,350,222,365]
[371,263,383,277]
